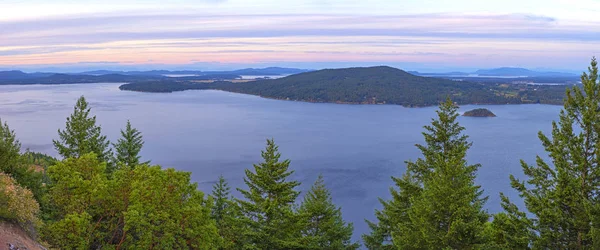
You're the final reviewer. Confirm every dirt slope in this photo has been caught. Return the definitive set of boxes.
[0,221,46,250]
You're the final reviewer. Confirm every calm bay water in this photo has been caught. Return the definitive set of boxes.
[0,83,562,242]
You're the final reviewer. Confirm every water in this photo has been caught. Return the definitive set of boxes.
[0,83,562,243]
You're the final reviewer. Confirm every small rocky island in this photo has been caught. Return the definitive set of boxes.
[463,108,496,117]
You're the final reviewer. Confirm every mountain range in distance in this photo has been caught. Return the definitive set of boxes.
[1,66,578,79]
[410,67,578,78]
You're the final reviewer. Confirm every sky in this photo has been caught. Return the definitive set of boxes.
[1,0,599,72]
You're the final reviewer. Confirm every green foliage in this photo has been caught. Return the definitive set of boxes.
[43,153,220,249]
[0,173,41,234]
[506,57,600,248]
[21,151,57,167]
[43,212,92,250]
[0,119,21,175]
[211,175,244,249]
[120,165,220,249]
[483,194,533,249]
[298,175,359,250]
[53,96,111,163]
[237,139,302,249]
[0,120,47,204]
[363,173,419,250]
[365,98,489,249]
[113,120,147,169]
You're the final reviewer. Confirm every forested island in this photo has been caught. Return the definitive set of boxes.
[0,58,599,249]
[463,108,497,117]
[120,66,573,107]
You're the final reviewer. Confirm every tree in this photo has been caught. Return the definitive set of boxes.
[119,166,220,249]
[53,96,111,163]
[298,175,359,250]
[363,173,420,250]
[483,194,533,249]
[43,153,220,249]
[237,139,302,249]
[113,120,147,169]
[506,58,600,249]
[0,119,21,175]
[0,120,46,202]
[211,175,244,249]
[364,98,489,249]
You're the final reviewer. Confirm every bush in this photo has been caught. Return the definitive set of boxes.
[0,173,41,234]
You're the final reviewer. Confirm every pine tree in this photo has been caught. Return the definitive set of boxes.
[53,96,111,162]
[506,57,600,249]
[365,98,489,249]
[298,175,360,250]
[113,120,147,169]
[211,175,244,249]
[237,139,302,249]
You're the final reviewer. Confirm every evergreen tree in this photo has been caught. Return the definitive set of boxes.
[0,119,46,202]
[53,96,111,163]
[211,175,244,249]
[298,175,359,250]
[212,175,232,229]
[363,173,420,249]
[113,120,147,169]
[237,139,302,249]
[506,58,600,249]
[364,98,489,249]
[483,194,533,249]
[0,119,21,174]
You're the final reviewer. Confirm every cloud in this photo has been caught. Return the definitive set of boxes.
[0,12,598,70]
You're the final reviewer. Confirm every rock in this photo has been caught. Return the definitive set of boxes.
[463,108,496,117]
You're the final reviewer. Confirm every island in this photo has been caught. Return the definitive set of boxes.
[120,66,572,107]
[463,108,497,117]
[0,66,572,108]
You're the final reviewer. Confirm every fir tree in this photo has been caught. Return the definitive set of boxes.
[506,57,600,249]
[211,175,244,250]
[237,139,302,249]
[365,98,489,249]
[363,173,420,249]
[113,120,147,169]
[298,175,360,250]
[53,96,111,163]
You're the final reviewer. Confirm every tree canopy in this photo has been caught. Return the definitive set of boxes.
[53,96,111,163]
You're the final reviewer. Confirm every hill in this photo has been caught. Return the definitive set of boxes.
[213,66,522,106]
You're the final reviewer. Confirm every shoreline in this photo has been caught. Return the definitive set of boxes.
[120,87,564,108]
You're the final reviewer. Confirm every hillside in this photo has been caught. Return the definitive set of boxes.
[213,66,520,106]
[0,221,46,250]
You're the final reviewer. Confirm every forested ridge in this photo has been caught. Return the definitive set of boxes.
[0,58,599,249]
[120,66,572,107]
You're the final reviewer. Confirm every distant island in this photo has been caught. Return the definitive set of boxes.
[463,108,497,117]
[120,66,572,107]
